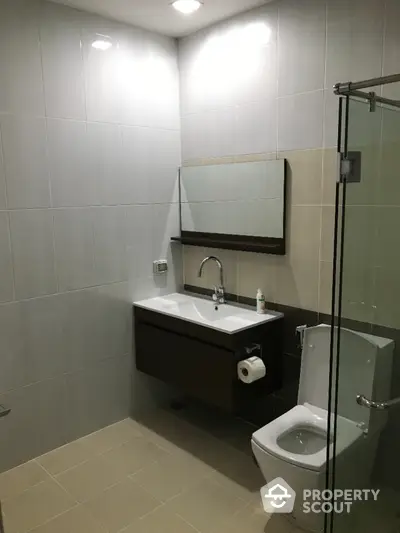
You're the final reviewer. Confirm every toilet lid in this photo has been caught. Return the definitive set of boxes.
[298,324,392,429]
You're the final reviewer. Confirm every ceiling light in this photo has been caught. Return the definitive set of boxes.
[172,0,203,15]
[92,34,113,50]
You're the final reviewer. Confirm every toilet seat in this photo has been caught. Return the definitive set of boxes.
[252,404,364,472]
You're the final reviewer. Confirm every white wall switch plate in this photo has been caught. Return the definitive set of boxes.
[153,260,168,275]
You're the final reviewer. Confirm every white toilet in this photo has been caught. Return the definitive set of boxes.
[251,324,394,532]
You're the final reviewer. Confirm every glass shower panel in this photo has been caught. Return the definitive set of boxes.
[330,97,400,533]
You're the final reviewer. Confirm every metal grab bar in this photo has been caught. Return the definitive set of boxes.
[356,394,400,410]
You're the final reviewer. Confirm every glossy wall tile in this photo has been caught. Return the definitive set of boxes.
[0,0,181,472]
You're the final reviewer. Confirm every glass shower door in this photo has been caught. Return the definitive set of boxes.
[328,93,400,533]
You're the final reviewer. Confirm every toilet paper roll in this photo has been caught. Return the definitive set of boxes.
[237,356,266,384]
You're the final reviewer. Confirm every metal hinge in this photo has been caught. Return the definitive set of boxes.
[338,151,362,183]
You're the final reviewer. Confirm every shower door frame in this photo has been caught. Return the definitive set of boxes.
[325,72,400,533]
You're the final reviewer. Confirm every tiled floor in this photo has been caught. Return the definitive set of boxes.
[0,407,303,533]
[1,405,398,533]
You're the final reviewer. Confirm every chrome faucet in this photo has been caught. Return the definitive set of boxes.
[198,256,225,305]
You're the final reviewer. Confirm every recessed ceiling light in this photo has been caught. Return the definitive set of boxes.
[171,0,203,15]
[92,40,112,50]
[92,34,112,50]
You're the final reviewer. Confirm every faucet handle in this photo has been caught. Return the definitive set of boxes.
[212,286,219,301]
[216,286,225,304]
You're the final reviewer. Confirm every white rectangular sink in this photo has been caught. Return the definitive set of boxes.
[134,293,283,334]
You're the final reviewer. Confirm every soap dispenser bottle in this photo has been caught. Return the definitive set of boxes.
[256,289,266,314]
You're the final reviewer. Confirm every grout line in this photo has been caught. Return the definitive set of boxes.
[116,502,168,533]
[36,460,81,506]
[1,410,258,532]
[0,201,179,211]
[0,278,126,307]
[36,3,48,121]
[0,352,128,397]
[174,512,203,533]
[4,210,16,302]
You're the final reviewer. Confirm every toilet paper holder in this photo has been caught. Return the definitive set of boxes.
[245,343,261,355]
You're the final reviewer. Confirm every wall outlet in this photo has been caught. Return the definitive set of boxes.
[153,260,168,275]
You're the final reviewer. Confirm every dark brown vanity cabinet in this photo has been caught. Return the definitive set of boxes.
[134,306,283,420]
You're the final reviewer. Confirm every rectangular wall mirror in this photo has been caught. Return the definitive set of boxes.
[174,160,287,254]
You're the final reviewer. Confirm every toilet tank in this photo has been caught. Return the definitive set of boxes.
[298,324,394,434]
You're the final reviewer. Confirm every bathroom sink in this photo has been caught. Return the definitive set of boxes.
[134,293,283,334]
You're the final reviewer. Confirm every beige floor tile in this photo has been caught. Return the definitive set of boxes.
[0,461,50,501]
[29,505,106,533]
[56,455,122,503]
[217,502,270,533]
[264,514,303,533]
[143,411,247,473]
[209,454,265,503]
[2,479,76,533]
[134,409,210,455]
[102,436,167,478]
[79,419,143,455]
[123,505,198,533]
[37,440,94,476]
[167,477,247,533]
[84,478,160,533]
[131,449,212,502]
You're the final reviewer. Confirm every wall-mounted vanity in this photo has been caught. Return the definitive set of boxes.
[133,293,284,421]
[172,159,287,254]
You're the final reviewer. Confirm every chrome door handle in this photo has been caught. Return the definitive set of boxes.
[356,394,400,410]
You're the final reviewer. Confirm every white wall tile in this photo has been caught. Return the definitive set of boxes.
[53,208,96,291]
[58,287,105,372]
[278,0,326,97]
[47,118,98,207]
[0,115,50,209]
[142,45,180,131]
[87,122,124,206]
[82,21,124,125]
[152,203,182,293]
[121,126,179,205]
[18,295,68,384]
[0,0,182,472]
[278,90,324,151]
[179,4,278,115]
[325,0,384,90]
[92,207,127,285]
[125,205,153,281]
[234,99,277,155]
[0,303,26,394]
[181,108,235,161]
[0,213,14,303]
[40,2,86,120]
[0,0,45,115]
[120,126,152,204]
[152,203,179,255]
[95,282,131,359]
[9,210,57,300]
[150,129,181,204]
